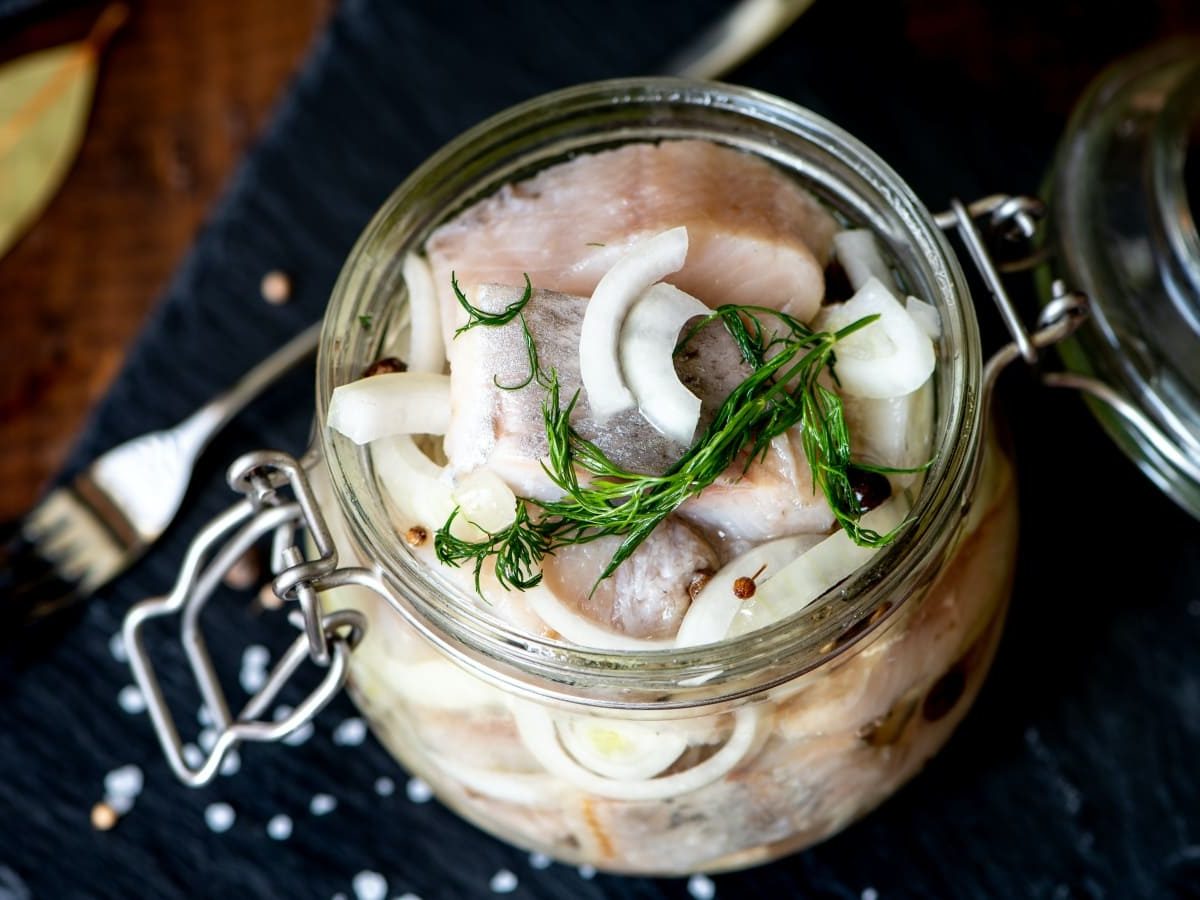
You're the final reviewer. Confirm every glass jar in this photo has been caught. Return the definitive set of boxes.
[304,79,1018,875]
[1039,39,1200,516]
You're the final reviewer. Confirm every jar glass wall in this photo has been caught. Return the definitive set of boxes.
[310,80,1014,873]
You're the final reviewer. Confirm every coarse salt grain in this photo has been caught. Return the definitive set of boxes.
[488,870,518,894]
[528,852,552,870]
[394,894,422,900]
[182,743,204,769]
[577,864,596,879]
[687,874,716,900]
[240,666,268,694]
[108,632,127,663]
[198,728,218,752]
[352,870,387,900]
[117,685,146,715]
[198,704,214,727]
[405,778,432,804]
[204,802,235,833]
[310,793,337,816]
[332,717,368,746]
[220,749,241,777]
[243,645,270,669]
[266,814,293,841]
[104,792,134,815]
[862,889,880,900]
[104,765,143,800]
[373,776,395,797]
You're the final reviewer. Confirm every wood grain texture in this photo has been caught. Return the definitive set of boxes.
[0,0,330,520]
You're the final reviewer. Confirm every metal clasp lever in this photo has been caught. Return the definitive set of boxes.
[937,195,1089,402]
[124,450,375,788]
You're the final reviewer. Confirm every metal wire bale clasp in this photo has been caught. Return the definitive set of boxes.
[123,449,375,788]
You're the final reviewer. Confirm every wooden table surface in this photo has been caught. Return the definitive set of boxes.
[0,0,1196,522]
[0,0,329,521]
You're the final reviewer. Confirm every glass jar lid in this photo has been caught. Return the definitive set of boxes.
[1042,39,1200,517]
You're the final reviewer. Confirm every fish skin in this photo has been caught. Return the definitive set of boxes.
[426,139,839,353]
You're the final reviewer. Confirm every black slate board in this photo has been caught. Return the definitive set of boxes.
[3,2,1200,899]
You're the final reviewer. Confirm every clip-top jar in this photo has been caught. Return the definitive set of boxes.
[303,79,1018,874]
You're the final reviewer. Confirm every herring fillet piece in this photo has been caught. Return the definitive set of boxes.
[426,139,840,354]
[443,284,750,499]
[442,283,834,546]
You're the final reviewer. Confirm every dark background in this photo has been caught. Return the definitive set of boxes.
[1,1,1199,898]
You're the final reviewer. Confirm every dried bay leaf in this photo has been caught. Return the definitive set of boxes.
[0,4,128,260]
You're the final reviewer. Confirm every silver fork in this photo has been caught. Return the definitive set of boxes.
[8,322,321,609]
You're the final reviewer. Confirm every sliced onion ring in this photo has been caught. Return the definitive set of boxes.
[557,717,687,781]
[619,282,710,445]
[579,226,689,422]
[402,252,446,374]
[522,584,674,652]
[674,533,825,647]
[818,277,935,399]
[511,701,764,801]
[729,496,910,637]
[833,229,894,291]
[329,372,450,444]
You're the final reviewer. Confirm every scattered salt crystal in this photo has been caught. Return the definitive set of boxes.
[405,778,432,804]
[108,632,128,663]
[219,749,241,777]
[488,869,518,894]
[332,717,368,747]
[283,721,314,747]
[862,889,880,900]
[310,793,337,816]
[273,705,293,721]
[117,685,146,715]
[374,776,395,796]
[243,645,270,669]
[352,870,387,900]
[240,666,268,694]
[198,705,214,727]
[266,814,293,841]
[204,802,235,833]
[687,873,716,900]
[528,852,552,870]
[577,864,596,879]
[104,765,144,800]
[198,728,218,752]
[394,894,422,900]
[332,894,347,900]
[104,792,134,815]
[182,743,204,769]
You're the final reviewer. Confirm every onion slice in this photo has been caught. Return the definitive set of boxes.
[818,277,935,399]
[328,372,450,444]
[674,533,825,647]
[522,584,675,652]
[619,282,710,445]
[729,497,910,637]
[905,295,942,340]
[511,701,764,801]
[833,229,894,291]
[369,435,455,530]
[402,253,446,374]
[556,717,687,781]
[579,226,689,422]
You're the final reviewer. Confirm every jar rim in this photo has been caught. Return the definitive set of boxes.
[316,78,983,709]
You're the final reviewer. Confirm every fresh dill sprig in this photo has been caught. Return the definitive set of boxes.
[452,272,533,336]
[435,301,911,594]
